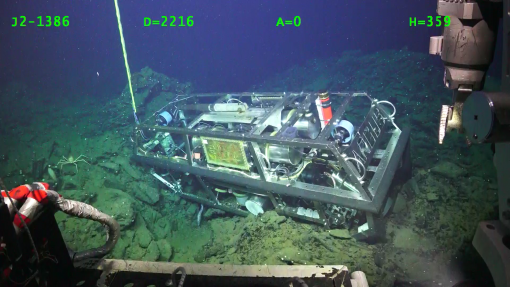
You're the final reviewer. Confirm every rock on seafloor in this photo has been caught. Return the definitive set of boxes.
[430,161,466,179]
[329,229,352,239]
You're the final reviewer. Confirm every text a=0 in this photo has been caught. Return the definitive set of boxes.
[276,16,301,27]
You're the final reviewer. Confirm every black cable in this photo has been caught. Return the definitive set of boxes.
[291,277,309,287]
[171,267,187,287]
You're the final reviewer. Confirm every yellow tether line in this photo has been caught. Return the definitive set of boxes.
[114,0,136,113]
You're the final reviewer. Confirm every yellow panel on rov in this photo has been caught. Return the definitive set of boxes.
[201,137,250,171]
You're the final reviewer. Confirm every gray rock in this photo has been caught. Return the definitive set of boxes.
[274,215,287,224]
[430,162,466,179]
[153,217,171,239]
[260,211,280,223]
[104,178,124,190]
[60,176,78,190]
[166,193,180,203]
[114,157,141,179]
[426,192,439,201]
[156,239,173,261]
[98,162,120,173]
[227,247,237,255]
[276,247,312,265]
[83,177,105,190]
[186,204,198,215]
[124,229,136,242]
[329,229,352,239]
[393,193,407,213]
[203,208,226,220]
[142,241,161,261]
[60,189,95,203]
[125,244,146,260]
[374,251,385,268]
[136,226,153,248]
[111,236,129,259]
[132,182,160,205]
[403,177,421,195]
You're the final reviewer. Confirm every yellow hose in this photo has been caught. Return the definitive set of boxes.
[114,0,136,113]
[289,160,311,179]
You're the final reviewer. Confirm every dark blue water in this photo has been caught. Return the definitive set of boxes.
[1,0,454,99]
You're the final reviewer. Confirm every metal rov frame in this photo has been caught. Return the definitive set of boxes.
[74,258,366,287]
[132,92,411,234]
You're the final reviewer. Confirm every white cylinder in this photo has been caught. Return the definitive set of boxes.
[234,194,249,206]
[429,36,443,55]
[351,271,369,287]
[245,196,267,216]
[332,120,355,143]
[157,111,173,126]
[209,103,247,112]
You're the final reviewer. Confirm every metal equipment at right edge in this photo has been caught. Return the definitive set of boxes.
[430,1,510,286]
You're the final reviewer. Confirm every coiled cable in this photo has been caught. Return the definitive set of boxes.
[165,267,186,287]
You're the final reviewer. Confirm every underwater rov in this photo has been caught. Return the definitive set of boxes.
[132,91,411,239]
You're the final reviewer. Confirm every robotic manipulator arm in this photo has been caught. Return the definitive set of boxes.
[0,181,120,286]
[430,1,510,286]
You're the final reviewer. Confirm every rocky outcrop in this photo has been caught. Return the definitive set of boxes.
[130,181,160,205]
[430,161,466,179]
